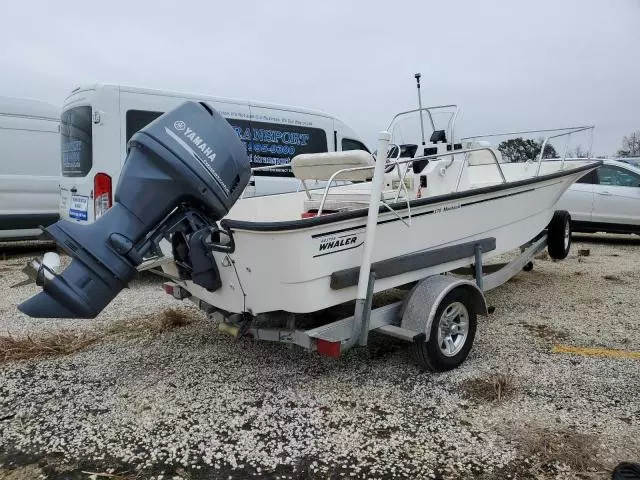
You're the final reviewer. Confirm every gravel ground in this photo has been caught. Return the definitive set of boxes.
[0,235,638,479]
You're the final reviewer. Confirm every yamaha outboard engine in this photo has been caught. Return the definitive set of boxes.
[18,102,251,318]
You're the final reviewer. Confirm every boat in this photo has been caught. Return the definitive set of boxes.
[163,140,596,316]
[16,80,601,370]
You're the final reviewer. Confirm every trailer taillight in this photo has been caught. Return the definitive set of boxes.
[163,283,175,296]
[163,282,191,300]
[94,173,112,220]
[316,339,341,357]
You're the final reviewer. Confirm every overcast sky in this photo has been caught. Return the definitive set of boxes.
[2,0,639,155]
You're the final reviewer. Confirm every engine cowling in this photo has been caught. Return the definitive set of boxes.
[18,101,251,318]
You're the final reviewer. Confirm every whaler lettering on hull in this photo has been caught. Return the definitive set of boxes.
[314,230,365,258]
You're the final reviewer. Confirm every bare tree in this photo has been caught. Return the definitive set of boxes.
[573,145,589,158]
[618,131,640,157]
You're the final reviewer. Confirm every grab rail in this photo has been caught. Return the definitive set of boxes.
[315,164,412,227]
[535,126,594,175]
[452,147,505,191]
[460,125,595,176]
[460,125,595,142]
[387,105,459,146]
[313,146,506,217]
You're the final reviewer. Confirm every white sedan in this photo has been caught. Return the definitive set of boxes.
[557,159,640,234]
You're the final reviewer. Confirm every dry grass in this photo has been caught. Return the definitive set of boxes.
[0,308,194,364]
[516,426,606,474]
[0,330,99,362]
[105,308,193,336]
[461,373,514,402]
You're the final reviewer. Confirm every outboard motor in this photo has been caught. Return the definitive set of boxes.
[18,102,251,318]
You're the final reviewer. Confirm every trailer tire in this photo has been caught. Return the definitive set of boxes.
[547,210,571,260]
[413,288,477,372]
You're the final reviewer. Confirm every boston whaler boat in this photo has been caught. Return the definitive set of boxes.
[18,77,601,370]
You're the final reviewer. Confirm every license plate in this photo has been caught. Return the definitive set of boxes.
[69,195,89,221]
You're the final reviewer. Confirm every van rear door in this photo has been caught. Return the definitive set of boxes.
[59,105,93,222]
[59,86,121,224]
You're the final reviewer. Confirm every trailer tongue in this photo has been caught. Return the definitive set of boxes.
[18,102,251,318]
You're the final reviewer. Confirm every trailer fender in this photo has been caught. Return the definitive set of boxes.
[400,276,487,341]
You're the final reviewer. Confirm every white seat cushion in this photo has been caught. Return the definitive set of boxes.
[291,150,374,181]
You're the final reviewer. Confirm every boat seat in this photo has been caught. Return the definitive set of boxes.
[291,150,374,182]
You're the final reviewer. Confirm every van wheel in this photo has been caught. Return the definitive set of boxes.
[413,288,477,372]
[547,210,571,260]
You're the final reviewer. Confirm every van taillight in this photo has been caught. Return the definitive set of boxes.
[94,173,112,219]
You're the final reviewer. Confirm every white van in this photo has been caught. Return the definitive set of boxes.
[59,84,368,223]
[0,97,60,240]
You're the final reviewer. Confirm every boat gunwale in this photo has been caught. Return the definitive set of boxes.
[221,160,601,233]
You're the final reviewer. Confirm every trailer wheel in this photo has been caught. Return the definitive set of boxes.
[547,210,571,260]
[413,288,477,372]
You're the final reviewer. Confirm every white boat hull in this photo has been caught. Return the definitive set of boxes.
[161,162,595,315]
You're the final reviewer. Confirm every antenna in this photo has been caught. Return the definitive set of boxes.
[415,73,426,146]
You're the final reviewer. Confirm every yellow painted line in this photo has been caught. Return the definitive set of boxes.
[552,344,640,359]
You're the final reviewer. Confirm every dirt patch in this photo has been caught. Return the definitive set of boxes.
[460,373,515,402]
[535,251,549,261]
[522,322,568,342]
[602,274,624,283]
[0,465,45,480]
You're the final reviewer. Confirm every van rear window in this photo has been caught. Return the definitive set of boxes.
[61,106,92,177]
[126,110,163,143]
